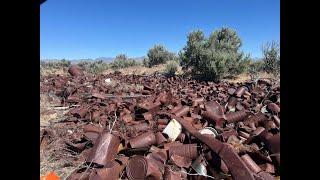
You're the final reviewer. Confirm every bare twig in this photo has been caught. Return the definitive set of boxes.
[169,168,215,179]
[79,161,93,180]
[110,111,118,132]
[95,94,152,99]
[64,162,86,180]
[261,90,271,104]
[119,170,125,180]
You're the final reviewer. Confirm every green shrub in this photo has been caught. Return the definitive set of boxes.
[247,59,264,82]
[147,45,175,67]
[78,60,110,74]
[40,59,71,69]
[179,28,250,81]
[142,57,149,67]
[249,59,264,72]
[165,60,179,77]
[59,59,71,67]
[262,41,280,76]
[111,54,139,69]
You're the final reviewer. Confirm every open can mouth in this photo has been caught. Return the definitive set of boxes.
[199,127,218,138]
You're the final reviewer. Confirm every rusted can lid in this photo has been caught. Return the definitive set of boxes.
[126,156,148,180]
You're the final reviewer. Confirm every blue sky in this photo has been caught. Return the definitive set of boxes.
[40,0,279,60]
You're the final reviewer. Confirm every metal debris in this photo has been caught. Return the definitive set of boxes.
[162,119,182,142]
[40,72,280,179]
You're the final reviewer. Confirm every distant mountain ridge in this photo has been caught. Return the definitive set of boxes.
[41,56,146,63]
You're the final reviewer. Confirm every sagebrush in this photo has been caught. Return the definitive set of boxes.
[179,27,250,82]
[262,41,280,77]
[165,60,179,77]
[78,60,110,74]
[111,54,139,69]
[146,45,175,67]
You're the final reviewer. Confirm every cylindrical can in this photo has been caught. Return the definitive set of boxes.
[164,167,181,180]
[234,87,245,97]
[169,144,198,160]
[267,103,280,114]
[174,106,190,117]
[68,65,83,77]
[273,115,280,127]
[228,88,236,95]
[264,121,277,130]
[226,111,247,123]
[227,97,237,111]
[72,107,88,118]
[87,132,120,166]
[202,111,225,127]
[143,112,153,121]
[157,119,169,125]
[132,122,149,133]
[89,161,121,180]
[126,156,148,180]
[251,127,265,136]
[241,154,262,174]
[177,133,186,142]
[239,131,250,139]
[158,124,167,131]
[155,132,167,145]
[267,133,280,153]
[220,159,229,174]
[129,131,157,148]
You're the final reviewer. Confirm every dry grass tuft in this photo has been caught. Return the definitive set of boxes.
[226,72,277,83]
[40,93,68,126]
[41,67,69,77]
[40,123,88,179]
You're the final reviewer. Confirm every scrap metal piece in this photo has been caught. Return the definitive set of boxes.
[132,122,149,133]
[273,115,280,127]
[87,132,120,166]
[239,131,250,139]
[202,110,226,127]
[89,161,121,180]
[162,119,182,142]
[259,163,275,174]
[255,171,275,180]
[157,118,169,125]
[155,132,167,145]
[174,106,190,117]
[227,97,237,112]
[267,133,280,154]
[191,155,208,176]
[228,88,236,95]
[164,167,181,180]
[71,107,89,118]
[235,87,245,97]
[252,127,266,136]
[169,144,198,160]
[68,65,84,77]
[199,127,218,138]
[267,103,280,114]
[143,112,153,121]
[129,131,157,148]
[171,154,192,168]
[264,121,277,130]
[226,110,247,123]
[219,129,238,142]
[91,92,106,100]
[241,154,262,174]
[83,125,104,142]
[167,114,256,180]
[220,159,229,174]
[126,156,148,180]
